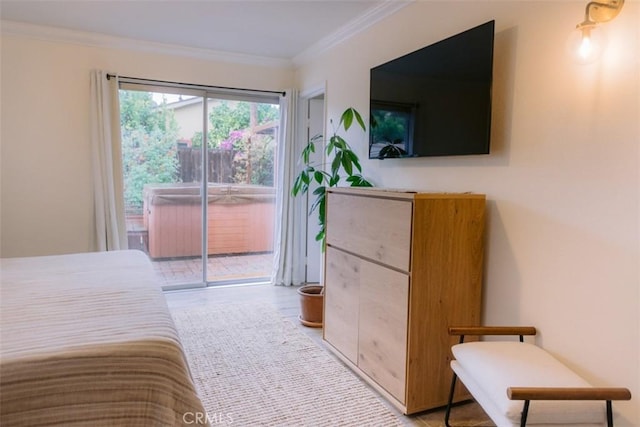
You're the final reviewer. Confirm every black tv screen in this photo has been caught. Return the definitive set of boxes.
[369,20,495,159]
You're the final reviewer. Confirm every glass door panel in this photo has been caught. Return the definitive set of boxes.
[203,98,278,284]
[120,90,205,288]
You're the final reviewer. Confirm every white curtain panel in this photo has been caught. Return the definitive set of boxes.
[271,89,306,286]
[89,70,128,251]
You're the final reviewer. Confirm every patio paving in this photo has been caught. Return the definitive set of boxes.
[151,252,274,286]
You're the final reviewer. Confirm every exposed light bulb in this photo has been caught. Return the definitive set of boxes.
[578,31,593,60]
[567,25,606,64]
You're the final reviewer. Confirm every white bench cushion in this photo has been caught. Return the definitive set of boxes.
[451,341,606,425]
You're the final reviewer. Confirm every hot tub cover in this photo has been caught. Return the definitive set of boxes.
[144,183,275,206]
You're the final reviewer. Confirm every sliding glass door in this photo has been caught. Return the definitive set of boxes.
[119,84,279,289]
[200,96,278,284]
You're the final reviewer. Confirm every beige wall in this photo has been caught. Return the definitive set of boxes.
[296,1,639,425]
[1,2,638,424]
[0,33,292,256]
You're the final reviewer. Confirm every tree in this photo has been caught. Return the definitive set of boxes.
[191,100,279,185]
[120,91,180,212]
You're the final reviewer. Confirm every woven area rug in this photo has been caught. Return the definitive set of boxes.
[171,302,406,426]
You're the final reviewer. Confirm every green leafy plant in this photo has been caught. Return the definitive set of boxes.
[120,90,180,213]
[292,107,373,246]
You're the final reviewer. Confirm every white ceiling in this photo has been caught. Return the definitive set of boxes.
[0,1,405,61]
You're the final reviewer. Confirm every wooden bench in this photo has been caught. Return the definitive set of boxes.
[445,327,631,427]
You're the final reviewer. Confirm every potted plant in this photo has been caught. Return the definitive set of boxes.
[292,107,373,327]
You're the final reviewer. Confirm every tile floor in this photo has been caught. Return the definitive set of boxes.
[164,284,493,427]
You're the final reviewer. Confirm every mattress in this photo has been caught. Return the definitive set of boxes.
[0,250,207,426]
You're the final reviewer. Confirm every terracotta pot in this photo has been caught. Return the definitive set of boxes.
[297,284,323,328]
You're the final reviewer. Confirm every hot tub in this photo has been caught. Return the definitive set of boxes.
[143,183,275,259]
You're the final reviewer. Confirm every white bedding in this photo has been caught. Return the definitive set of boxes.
[0,250,207,426]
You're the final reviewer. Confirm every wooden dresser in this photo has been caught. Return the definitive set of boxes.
[322,187,485,414]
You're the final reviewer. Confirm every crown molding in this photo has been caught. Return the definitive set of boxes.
[0,20,293,69]
[292,0,411,67]
[2,1,411,71]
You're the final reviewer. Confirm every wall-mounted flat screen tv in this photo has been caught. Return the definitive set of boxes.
[369,20,495,159]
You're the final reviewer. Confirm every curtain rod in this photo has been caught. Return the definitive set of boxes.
[106,73,285,97]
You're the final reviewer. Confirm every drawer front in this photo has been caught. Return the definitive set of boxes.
[358,258,409,403]
[326,192,412,271]
[323,247,360,363]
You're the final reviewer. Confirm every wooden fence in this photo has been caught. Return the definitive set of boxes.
[177,147,235,183]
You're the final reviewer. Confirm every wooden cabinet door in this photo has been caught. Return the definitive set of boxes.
[323,247,360,363]
[326,193,412,271]
[357,258,409,403]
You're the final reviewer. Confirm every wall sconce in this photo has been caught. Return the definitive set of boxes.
[568,0,625,63]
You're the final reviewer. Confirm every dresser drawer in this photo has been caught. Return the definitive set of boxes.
[326,192,412,271]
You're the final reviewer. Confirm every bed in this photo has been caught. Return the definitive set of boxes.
[0,250,208,426]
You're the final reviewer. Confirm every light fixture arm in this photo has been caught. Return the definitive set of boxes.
[577,0,625,29]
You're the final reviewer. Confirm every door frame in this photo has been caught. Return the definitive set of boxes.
[298,84,327,284]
